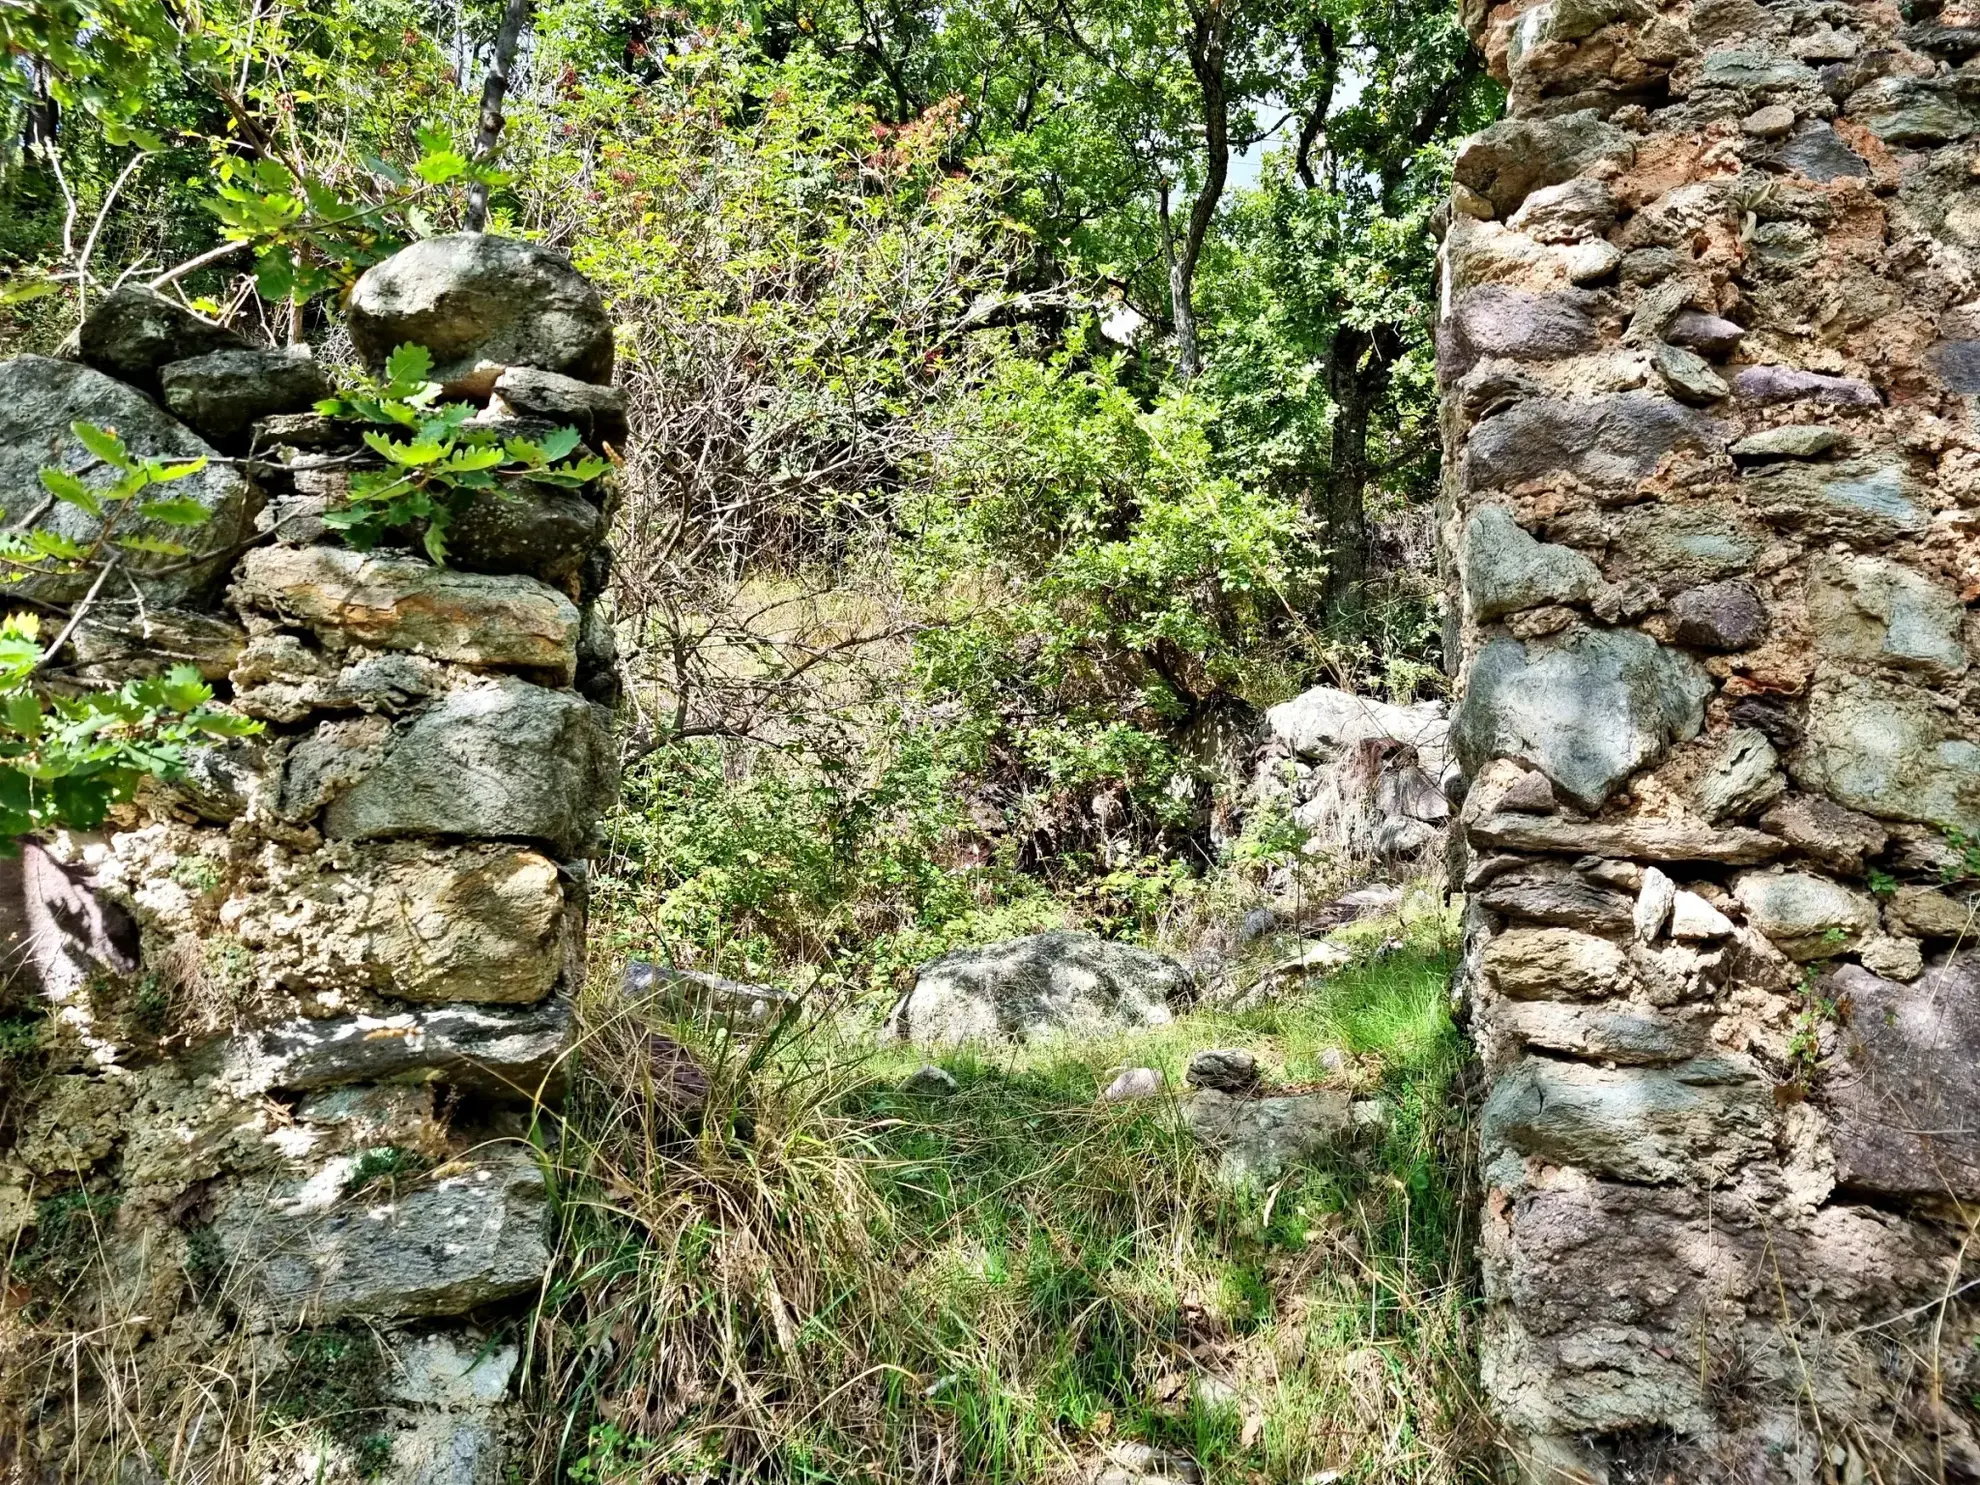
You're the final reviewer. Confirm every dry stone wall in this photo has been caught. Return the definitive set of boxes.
[1443,1,1980,1478]
[0,235,620,1484]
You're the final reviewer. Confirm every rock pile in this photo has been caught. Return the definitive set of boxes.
[1252,685,1453,863]
[0,237,620,1483]
[1443,5,1980,1476]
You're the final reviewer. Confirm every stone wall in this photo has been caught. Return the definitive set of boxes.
[0,235,621,1484]
[1442,2,1980,1478]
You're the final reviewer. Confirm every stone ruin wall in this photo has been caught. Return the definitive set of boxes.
[0,235,622,1484]
[1442,0,1980,1477]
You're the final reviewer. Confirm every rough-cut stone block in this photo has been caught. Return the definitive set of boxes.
[1828,957,1980,1199]
[1743,459,1928,544]
[1732,870,1878,960]
[324,678,614,855]
[1479,870,1636,933]
[1731,365,1880,406]
[1670,581,1766,651]
[1452,111,1635,218]
[234,545,579,682]
[1728,424,1842,460]
[1792,673,1980,833]
[1461,505,1603,622]
[348,233,613,390]
[1481,927,1631,1000]
[1491,1002,1704,1065]
[888,931,1192,1045]
[1848,77,1975,145]
[1453,628,1711,811]
[445,478,603,589]
[492,366,629,448]
[1438,286,1599,380]
[1807,554,1968,681]
[1481,1056,1771,1184]
[1506,179,1617,242]
[1764,122,1870,182]
[76,286,248,389]
[1182,1087,1352,1186]
[1664,310,1746,358]
[159,348,332,448]
[0,356,255,603]
[1464,392,1720,492]
[1889,885,1976,940]
[238,999,571,1100]
[1758,795,1888,875]
[216,1145,550,1321]
[1611,504,1764,593]
[1692,728,1785,822]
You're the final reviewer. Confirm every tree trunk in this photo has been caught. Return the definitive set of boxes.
[24,60,58,160]
[1319,324,1396,619]
[1170,2,1232,382]
[464,0,532,232]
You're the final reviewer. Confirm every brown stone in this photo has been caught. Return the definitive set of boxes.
[233,544,580,683]
[1758,795,1888,875]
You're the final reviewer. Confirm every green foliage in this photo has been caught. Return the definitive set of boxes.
[317,344,605,563]
[343,1145,431,1195]
[273,1324,388,1442]
[15,1191,121,1285]
[9,420,215,573]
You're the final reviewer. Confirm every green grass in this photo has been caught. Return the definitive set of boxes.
[526,901,1491,1484]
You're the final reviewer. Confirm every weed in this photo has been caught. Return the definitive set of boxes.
[343,1145,430,1196]
[272,1323,387,1441]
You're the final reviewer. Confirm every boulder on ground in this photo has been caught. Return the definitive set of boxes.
[159,347,332,448]
[889,931,1193,1045]
[621,959,797,1028]
[1185,1048,1260,1093]
[1182,1086,1353,1185]
[348,234,614,392]
[76,286,248,389]
[0,355,255,603]
[1256,685,1450,862]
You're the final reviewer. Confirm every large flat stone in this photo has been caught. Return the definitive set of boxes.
[0,356,255,603]
[1438,287,1600,381]
[324,679,614,856]
[234,545,579,683]
[1263,686,1449,774]
[1491,1002,1705,1065]
[1742,460,1929,544]
[236,999,571,1100]
[1468,810,1785,863]
[1481,927,1632,1001]
[1464,393,1721,493]
[1828,957,1980,1199]
[1791,673,1980,833]
[1481,1055,1772,1184]
[1453,628,1712,812]
[1182,1087,1353,1186]
[159,348,332,448]
[1611,504,1765,593]
[1453,111,1635,218]
[215,1145,550,1321]
[1731,870,1877,960]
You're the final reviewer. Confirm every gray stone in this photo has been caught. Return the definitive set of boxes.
[1563,240,1623,285]
[1758,795,1888,875]
[1461,506,1603,622]
[1742,460,1928,544]
[1439,286,1599,380]
[1763,122,1870,182]
[1807,554,1968,681]
[1481,927,1631,1000]
[70,605,246,682]
[1848,77,1975,146]
[1182,1087,1353,1186]
[1491,1002,1704,1065]
[387,1334,517,1407]
[1478,869,1637,934]
[1506,179,1619,242]
[386,1415,505,1485]
[1731,365,1880,407]
[1612,504,1764,593]
[1828,956,1980,1199]
[76,286,248,390]
[1185,1048,1260,1093]
[1858,933,1924,981]
[491,366,628,448]
[1741,103,1796,139]
[236,999,572,1101]
[1263,687,1449,775]
[0,356,255,604]
[901,1063,960,1096]
[233,545,581,683]
[888,931,1193,1046]
[1792,673,1980,833]
[1635,866,1675,941]
[348,234,614,392]
[1480,1055,1772,1184]
[1452,111,1635,218]
[1901,21,1980,58]
[1664,310,1747,358]
[158,348,332,448]
[1697,46,1819,92]
[1464,392,1721,493]
[1669,890,1735,940]
[1926,340,1980,394]
[620,960,797,1028]
[215,1145,549,1322]
[1652,344,1728,405]
[1670,581,1766,651]
[1728,424,1843,459]
[1102,1066,1166,1102]
[1693,728,1786,822]
[1621,247,1682,285]
[1468,809,1785,864]
[446,478,603,588]
[325,678,615,857]
[1732,870,1878,959]
[1452,628,1712,812]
